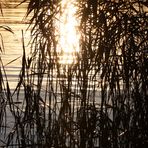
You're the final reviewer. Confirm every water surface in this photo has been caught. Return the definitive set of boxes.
[0,0,30,88]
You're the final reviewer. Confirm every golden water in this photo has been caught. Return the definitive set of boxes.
[0,0,80,88]
[56,0,80,64]
[0,0,30,88]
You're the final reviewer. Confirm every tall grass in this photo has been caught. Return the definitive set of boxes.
[0,0,148,147]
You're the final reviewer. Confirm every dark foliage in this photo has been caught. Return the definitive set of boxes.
[0,0,148,147]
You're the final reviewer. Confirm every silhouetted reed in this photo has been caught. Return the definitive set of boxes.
[0,0,148,147]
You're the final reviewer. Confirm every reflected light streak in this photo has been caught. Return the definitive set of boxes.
[56,0,80,64]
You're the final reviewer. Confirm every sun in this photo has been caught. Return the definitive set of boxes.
[56,0,80,64]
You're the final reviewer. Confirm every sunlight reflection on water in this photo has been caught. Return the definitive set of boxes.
[0,0,80,89]
[56,0,80,64]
